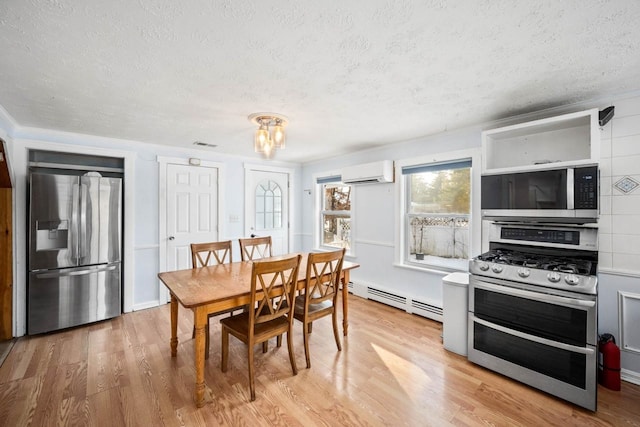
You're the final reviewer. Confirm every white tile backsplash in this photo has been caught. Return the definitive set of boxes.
[608,98,640,274]
[598,251,613,269]
[612,194,640,215]
[612,234,640,255]
[612,114,640,139]
[611,214,640,235]
[612,156,640,176]
[600,138,612,159]
[599,157,612,178]
[600,195,612,215]
[599,233,613,252]
[612,253,640,272]
[600,176,612,196]
[612,134,640,157]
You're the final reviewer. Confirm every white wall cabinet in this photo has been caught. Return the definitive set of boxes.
[482,109,600,173]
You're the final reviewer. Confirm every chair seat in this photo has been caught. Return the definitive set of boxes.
[221,312,290,343]
[293,294,333,317]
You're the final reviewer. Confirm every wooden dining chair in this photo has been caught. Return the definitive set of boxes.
[239,235,278,352]
[239,236,273,261]
[220,254,301,401]
[190,240,235,359]
[191,240,232,267]
[293,248,345,368]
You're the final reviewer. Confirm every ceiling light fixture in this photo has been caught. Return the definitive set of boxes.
[248,112,288,158]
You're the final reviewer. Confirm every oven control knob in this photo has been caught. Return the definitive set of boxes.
[491,265,503,274]
[547,272,561,283]
[517,268,530,278]
[478,262,490,271]
[564,274,580,286]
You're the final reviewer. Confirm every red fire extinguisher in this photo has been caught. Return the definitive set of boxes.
[598,333,621,391]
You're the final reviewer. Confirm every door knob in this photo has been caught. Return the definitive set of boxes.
[168,236,175,240]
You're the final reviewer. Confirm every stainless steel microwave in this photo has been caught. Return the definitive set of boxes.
[481,165,598,223]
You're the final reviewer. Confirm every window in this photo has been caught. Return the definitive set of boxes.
[403,160,471,270]
[255,179,282,230]
[317,175,351,251]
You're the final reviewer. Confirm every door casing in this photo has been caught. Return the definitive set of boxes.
[243,163,294,256]
[158,156,225,305]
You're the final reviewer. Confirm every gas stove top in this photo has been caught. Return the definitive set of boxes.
[470,248,597,294]
[476,249,594,275]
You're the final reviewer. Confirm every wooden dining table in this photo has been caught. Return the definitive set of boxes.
[157,253,359,407]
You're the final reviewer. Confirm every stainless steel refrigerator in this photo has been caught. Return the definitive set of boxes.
[28,172,122,334]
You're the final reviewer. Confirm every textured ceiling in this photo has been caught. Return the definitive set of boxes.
[1,1,639,162]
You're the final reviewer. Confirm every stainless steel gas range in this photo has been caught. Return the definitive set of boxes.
[468,222,598,411]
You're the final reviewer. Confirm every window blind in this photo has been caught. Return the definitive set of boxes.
[401,160,471,175]
[316,175,342,184]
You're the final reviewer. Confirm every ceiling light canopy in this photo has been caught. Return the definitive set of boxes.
[248,113,288,158]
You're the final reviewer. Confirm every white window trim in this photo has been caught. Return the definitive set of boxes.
[394,148,481,272]
[312,170,355,257]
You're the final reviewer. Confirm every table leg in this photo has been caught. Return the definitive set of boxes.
[193,307,208,407]
[170,294,178,357]
[341,270,350,336]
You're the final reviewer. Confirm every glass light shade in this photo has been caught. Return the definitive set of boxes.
[263,138,274,157]
[272,123,285,149]
[254,127,269,153]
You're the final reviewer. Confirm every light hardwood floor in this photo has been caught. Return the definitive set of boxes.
[1,296,639,426]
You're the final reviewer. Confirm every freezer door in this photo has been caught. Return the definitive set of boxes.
[27,263,121,335]
[29,173,79,270]
[78,176,122,265]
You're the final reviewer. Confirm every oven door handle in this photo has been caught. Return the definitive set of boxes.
[472,315,595,355]
[474,281,596,309]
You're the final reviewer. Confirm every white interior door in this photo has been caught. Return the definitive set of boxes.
[166,164,219,271]
[245,169,289,256]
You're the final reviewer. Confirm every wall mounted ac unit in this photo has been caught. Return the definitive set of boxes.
[341,160,394,184]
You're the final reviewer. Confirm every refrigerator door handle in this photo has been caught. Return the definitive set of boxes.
[35,264,118,279]
[79,182,88,258]
[71,182,80,260]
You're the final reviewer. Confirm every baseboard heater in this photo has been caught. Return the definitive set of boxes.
[411,299,443,317]
[349,281,443,321]
[368,287,407,305]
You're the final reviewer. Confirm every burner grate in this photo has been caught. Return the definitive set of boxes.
[477,249,592,275]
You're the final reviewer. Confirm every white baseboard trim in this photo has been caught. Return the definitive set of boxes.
[621,368,640,386]
[132,300,162,311]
